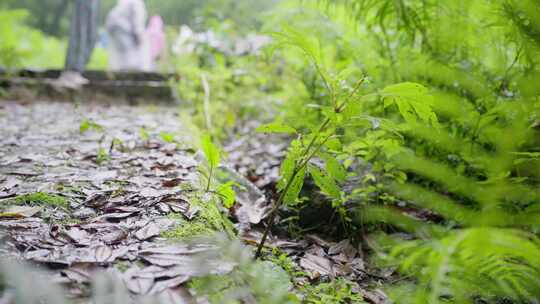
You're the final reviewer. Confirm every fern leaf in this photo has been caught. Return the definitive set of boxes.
[381,82,439,128]
[309,164,341,199]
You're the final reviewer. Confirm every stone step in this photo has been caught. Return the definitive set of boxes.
[0,68,179,103]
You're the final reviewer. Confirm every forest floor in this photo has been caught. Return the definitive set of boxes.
[0,99,389,303]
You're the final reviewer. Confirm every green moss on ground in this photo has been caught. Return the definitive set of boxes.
[300,278,366,304]
[7,192,69,209]
[266,248,366,303]
[162,192,235,240]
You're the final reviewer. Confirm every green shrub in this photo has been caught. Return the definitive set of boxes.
[263,0,540,302]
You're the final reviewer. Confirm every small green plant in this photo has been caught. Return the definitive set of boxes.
[108,137,126,153]
[216,181,236,208]
[268,248,306,279]
[255,28,436,257]
[254,78,360,256]
[159,131,175,143]
[79,119,103,134]
[301,279,366,304]
[162,193,235,239]
[139,127,150,141]
[96,147,110,165]
[201,134,221,192]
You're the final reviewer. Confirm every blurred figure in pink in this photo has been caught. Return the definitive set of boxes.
[146,15,166,71]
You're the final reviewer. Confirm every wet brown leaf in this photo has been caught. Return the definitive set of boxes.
[1,177,19,191]
[62,226,91,245]
[299,253,334,278]
[94,226,128,244]
[155,287,195,304]
[234,196,269,224]
[135,222,161,241]
[124,276,154,295]
[362,289,390,304]
[90,170,118,181]
[94,245,113,262]
[60,263,95,284]
[91,212,135,221]
[148,276,189,294]
[328,239,357,259]
[161,178,183,188]
[1,206,42,218]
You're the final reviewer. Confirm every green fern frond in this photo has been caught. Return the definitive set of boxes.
[389,228,540,303]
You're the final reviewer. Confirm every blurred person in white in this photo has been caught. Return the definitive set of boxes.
[105,0,150,71]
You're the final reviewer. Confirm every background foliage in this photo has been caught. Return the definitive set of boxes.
[1,0,539,303]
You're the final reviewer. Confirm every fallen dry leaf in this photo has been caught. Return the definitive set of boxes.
[0,206,42,219]
[299,253,335,278]
[135,222,161,240]
[156,287,195,304]
[94,245,113,263]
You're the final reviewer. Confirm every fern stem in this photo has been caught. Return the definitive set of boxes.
[254,168,296,258]
[206,166,213,192]
[255,128,333,259]
[255,78,364,259]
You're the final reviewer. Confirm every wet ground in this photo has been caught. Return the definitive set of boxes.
[0,99,220,302]
[0,99,387,304]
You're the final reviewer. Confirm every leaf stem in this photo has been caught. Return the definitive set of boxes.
[254,77,365,259]
[206,165,213,192]
[255,125,333,258]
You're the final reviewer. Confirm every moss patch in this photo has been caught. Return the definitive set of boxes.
[300,278,366,303]
[6,192,68,209]
[162,192,235,240]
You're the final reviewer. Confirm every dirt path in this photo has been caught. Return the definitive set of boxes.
[0,99,229,302]
[0,99,386,304]
[0,99,196,193]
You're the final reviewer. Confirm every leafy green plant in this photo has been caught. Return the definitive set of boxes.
[158,131,175,143]
[0,9,67,69]
[201,134,221,192]
[256,1,540,302]
[254,27,436,257]
[96,147,110,165]
[79,119,104,134]
[162,193,235,239]
[197,135,237,209]
[216,181,236,208]
[296,0,540,303]
[301,278,365,304]
[139,127,150,141]
[254,77,363,256]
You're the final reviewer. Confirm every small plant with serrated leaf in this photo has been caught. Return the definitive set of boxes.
[201,134,220,192]
[79,119,103,134]
[200,135,236,208]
